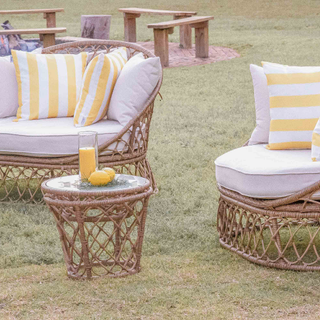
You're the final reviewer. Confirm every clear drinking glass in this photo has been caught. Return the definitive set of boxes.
[78,131,98,181]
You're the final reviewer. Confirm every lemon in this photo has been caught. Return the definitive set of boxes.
[88,170,111,186]
[102,167,116,181]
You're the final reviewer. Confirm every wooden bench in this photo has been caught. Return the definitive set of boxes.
[148,16,214,67]
[0,28,66,48]
[0,8,64,28]
[119,8,197,48]
[0,8,65,47]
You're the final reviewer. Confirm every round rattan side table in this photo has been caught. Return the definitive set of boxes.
[41,174,153,280]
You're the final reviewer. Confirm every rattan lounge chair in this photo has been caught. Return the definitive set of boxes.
[0,40,162,204]
[215,142,320,271]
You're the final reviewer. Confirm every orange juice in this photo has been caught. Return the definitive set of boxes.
[79,147,96,180]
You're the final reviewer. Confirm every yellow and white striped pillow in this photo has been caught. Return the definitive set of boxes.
[12,50,87,121]
[74,48,127,127]
[263,62,320,150]
[312,120,320,161]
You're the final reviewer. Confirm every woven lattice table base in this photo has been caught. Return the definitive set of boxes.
[42,175,153,279]
[218,186,320,271]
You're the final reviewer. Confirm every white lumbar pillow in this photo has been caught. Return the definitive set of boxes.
[0,57,19,118]
[0,47,43,119]
[248,64,270,145]
[108,53,161,126]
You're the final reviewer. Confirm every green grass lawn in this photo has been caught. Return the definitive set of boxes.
[2,0,320,319]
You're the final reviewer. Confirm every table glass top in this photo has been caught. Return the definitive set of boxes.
[45,174,149,193]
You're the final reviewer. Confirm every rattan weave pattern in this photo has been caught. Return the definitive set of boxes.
[218,182,320,271]
[0,40,162,204]
[42,175,153,279]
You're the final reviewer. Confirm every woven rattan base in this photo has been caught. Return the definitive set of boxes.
[218,185,320,271]
[42,175,153,279]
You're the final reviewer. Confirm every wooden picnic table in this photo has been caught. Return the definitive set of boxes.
[119,7,197,48]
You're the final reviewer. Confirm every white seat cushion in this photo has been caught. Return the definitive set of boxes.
[215,144,320,199]
[0,117,129,157]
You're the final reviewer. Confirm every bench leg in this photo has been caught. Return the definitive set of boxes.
[173,15,192,49]
[180,25,192,49]
[42,34,56,48]
[153,29,169,68]
[124,13,140,42]
[43,12,56,28]
[193,21,209,58]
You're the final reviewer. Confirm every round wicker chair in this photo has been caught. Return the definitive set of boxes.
[0,40,162,204]
[217,142,320,271]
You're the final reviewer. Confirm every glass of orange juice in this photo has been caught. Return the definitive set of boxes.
[78,131,98,181]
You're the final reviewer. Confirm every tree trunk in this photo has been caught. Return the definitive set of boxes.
[81,15,111,40]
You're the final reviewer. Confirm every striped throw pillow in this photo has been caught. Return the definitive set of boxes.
[12,50,87,121]
[73,48,127,127]
[263,62,320,150]
[312,120,320,161]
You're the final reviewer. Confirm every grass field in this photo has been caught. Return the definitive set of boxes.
[2,0,320,319]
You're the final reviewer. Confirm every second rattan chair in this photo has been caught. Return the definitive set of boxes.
[215,143,320,271]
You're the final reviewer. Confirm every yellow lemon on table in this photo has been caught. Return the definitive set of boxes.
[88,170,111,186]
[102,167,116,181]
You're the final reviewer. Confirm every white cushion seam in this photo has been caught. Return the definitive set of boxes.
[215,164,320,176]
